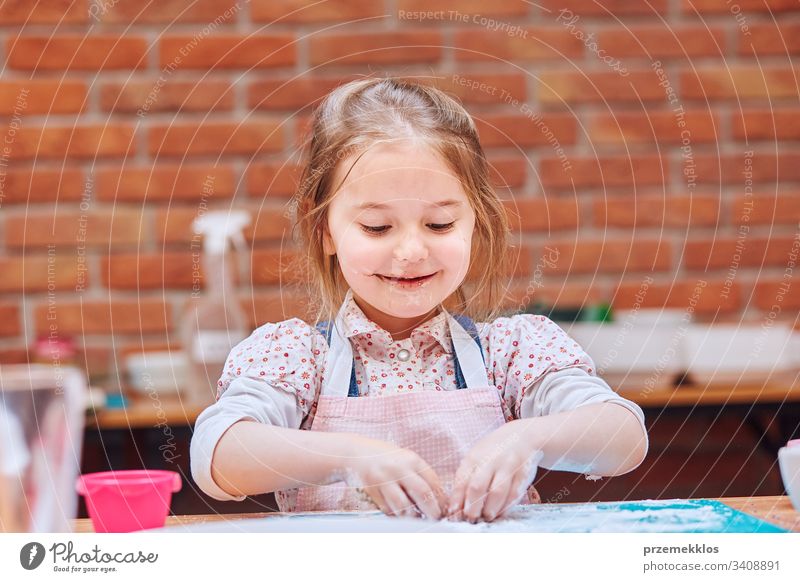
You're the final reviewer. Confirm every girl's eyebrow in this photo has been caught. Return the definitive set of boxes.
[353,199,463,210]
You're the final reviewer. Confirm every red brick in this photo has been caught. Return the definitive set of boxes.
[589,110,718,145]
[399,0,529,19]
[0,255,82,293]
[34,300,171,336]
[244,290,314,328]
[251,248,299,285]
[248,75,361,111]
[159,35,295,69]
[595,195,721,228]
[148,121,283,157]
[476,113,577,148]
[246,162,303,198]
[504,198,580,232]
[0,80,86,114]
[453,28,583,62]
[741,23,800,55]
[250,73,526,112]
[614,280,740,315]
[94,0,243,23]
[538,70,670,105]
[543,238,671,274]
[253,0,386,22]
[0,1,87,24]
[78,345,115,380]
[4,209,143,250]
[0,168,85,204]
[597,26,726,59]
[732,109,800,141]
[683,0,799,14]
[9,125,135,160]
[505,280,606,310]
[309,31,442,65]
[488,154,527,189]
[438,73,527,105]
[540,0,668,16]
[755,279,800,310]
[507,245,535,280]
[96,164,236,203]
[7,36,148,71]
[683,236,799,271]
[0,303,20,337]
[101,80,234,114]
[540,155,667,190]
[463,244,533,285]
[156,207,291,246]
[732,193,800,225]
[101,252,199,290]
[681,67,800,100]
[693,152,800,184]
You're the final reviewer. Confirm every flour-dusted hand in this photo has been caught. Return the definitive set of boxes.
[447,420,545,523]
[343,435,447,520]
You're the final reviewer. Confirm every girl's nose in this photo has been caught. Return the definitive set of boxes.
[393,230,429,264]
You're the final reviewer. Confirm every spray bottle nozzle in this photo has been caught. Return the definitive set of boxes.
[193,210,251,255]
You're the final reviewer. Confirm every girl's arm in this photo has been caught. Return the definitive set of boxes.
[448,402,647,522]
[522,401,647,476]
[210,420,358,497]
[209,420,447,519]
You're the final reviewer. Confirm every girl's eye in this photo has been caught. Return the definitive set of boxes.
[429,222,455,232]
[358,223,455,235]
[360,225,390,235]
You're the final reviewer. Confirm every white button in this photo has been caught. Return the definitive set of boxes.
[397,348,411,362]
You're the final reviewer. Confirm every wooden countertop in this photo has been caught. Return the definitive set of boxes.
[85,379,800,430]
[71,495,800,533]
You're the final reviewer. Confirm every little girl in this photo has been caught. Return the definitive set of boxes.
[190,78,648,523]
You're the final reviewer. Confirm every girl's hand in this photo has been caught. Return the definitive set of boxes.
[342,435,447,520]
[447,420,544,523]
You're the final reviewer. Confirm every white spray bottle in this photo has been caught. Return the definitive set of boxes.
[181,210,251,405]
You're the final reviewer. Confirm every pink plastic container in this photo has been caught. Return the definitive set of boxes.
[76,470,181,533]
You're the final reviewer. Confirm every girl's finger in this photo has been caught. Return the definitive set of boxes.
[497,469,530,518]
[363,485,392,516]
[498,453,542,517]
[447,459,475,519]
[462,465,493,523]
[414,461,447,517]
[381,482,416,518]
[400,473,442,520]
[481,469,513,521]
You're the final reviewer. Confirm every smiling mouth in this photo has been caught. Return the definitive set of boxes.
[377,272,438,284]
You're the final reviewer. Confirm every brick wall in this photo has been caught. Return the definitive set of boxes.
[1,0,799,383]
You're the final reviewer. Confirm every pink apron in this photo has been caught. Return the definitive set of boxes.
[276,297,541,513]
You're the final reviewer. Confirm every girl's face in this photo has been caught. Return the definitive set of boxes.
[323,141,476,339]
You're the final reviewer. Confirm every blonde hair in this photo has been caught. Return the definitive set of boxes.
[289,77,513,326]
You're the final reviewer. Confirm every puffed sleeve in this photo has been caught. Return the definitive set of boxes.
[488,314,647,474]
[488,314,597,420]
[190,318,325,501]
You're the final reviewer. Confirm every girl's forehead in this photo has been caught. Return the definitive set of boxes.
[332,142,468,207]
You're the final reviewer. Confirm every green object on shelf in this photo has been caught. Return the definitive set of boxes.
[524,302,613,323]
[582,303,613,322]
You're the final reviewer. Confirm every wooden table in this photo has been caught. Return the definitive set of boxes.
[86,381,800,430]
[71,495,800,533]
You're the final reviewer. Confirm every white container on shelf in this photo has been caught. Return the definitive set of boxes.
[778,440,800,512]
[565,309,687,391]
[683,323,800,385]
[125,351,188,396]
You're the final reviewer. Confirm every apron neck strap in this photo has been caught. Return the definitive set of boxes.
[319,293,489,398]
